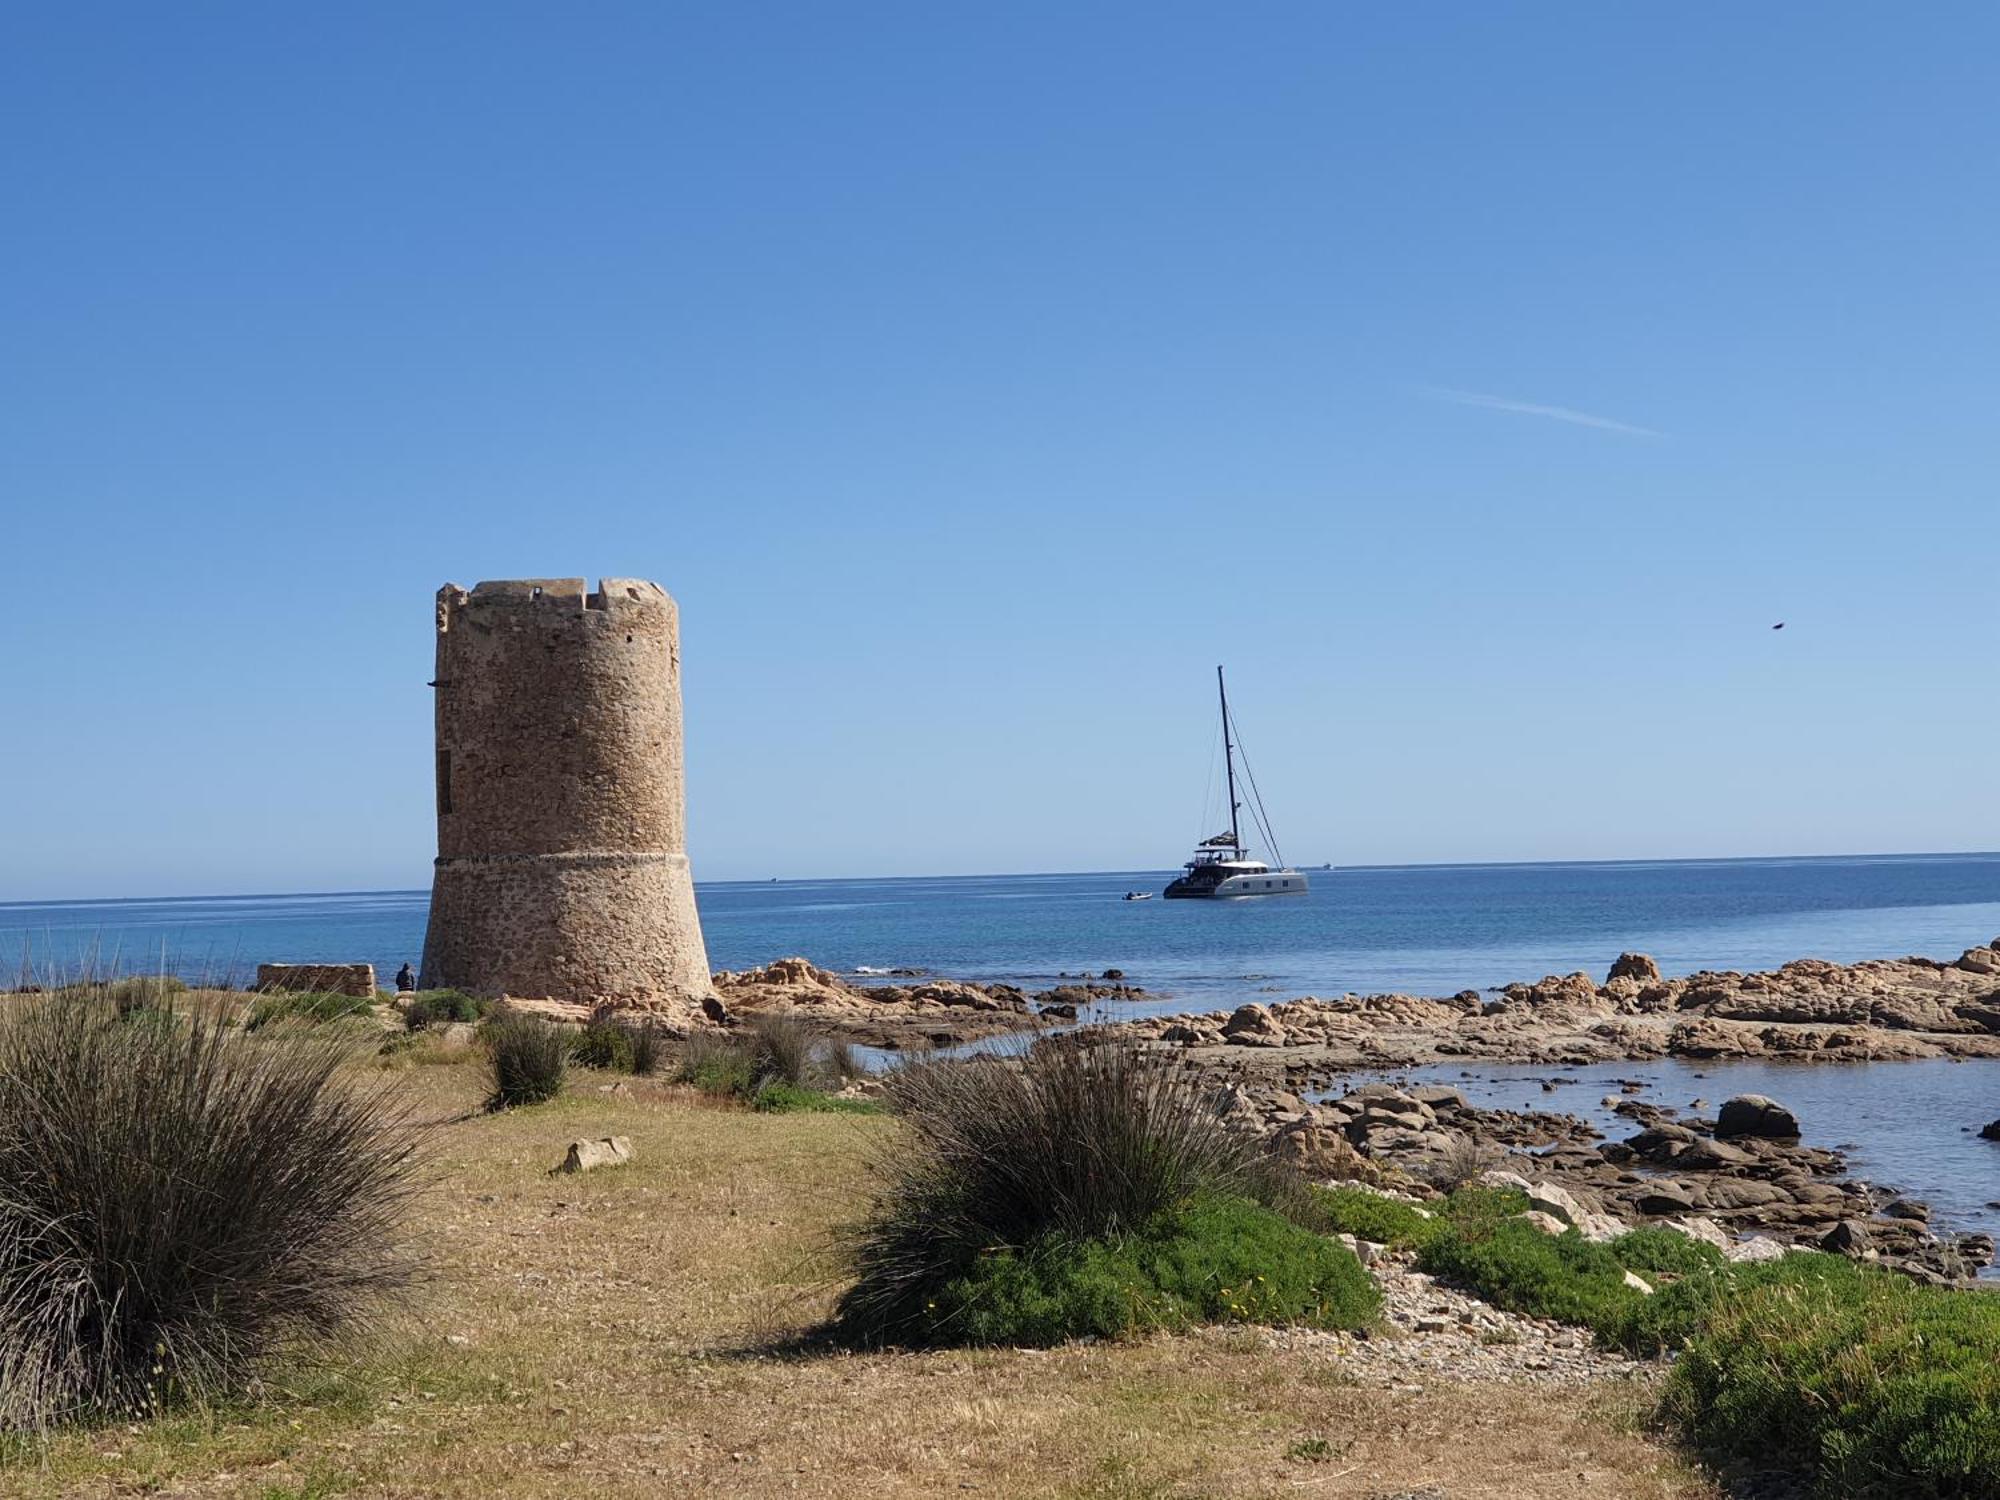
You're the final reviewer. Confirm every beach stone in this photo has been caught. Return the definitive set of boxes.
[1821,1219,1874,1256]
[1882,1197,1930,1222]
[1715,1094,1801,1140]
[1726,1236,1790,1264]
[558,1136,633,1174]
[1608,953,1663,984]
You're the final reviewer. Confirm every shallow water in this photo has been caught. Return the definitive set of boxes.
[1332,1056,2000,1261]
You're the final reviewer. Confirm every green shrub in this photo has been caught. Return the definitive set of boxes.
[1419,1218,1641,1334]
[752,1080,879,1115]
[1312,1186,1440,1249]
[401,989,484,1031]
[483,1016,567,1110]
[833,1041,1333,1346]
[923,1192,1379,1347]
[246,990,376,1031]
[570,1020,636,1072]
[628,1021,667,1077]
[1664,1256,2000,1498]
[0,991,418,1428]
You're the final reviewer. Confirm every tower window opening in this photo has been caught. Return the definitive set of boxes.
[436,749,454,815]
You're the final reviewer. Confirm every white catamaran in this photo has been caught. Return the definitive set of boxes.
[1163,667,1309,900]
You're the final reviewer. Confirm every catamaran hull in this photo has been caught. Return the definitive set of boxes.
[1164,871,1310,899]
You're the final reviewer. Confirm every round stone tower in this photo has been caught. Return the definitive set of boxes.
[419,577,713,1006]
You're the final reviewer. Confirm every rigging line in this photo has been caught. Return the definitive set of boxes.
[1228,705,1287,869]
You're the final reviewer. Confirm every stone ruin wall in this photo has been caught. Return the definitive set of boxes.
[255,963,378,997]
[419,577,713,1007]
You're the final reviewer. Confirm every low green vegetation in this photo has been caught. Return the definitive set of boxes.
[1667,1258,2000,1499]
[924,1191,1378,1346]
[1310,1182,1529,1250]
[245,989,377,1031]
[833,1041,1374,1348]
[1411,1187,2000,1496]
[482,1015,567,1110]
[400,989,486,1030]
[750,1079,879,1114]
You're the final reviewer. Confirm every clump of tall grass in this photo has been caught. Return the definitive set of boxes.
[671,1015,865,1109]
[627,1020,667,1077]
[0,988,419,1430]
[483,1016,568,1110]
[570,1020,636,1073]
[832,1041,1373,1347]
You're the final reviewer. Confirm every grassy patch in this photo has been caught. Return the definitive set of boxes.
[570,1019,636,1073]
[245,990,378,1030]
[925,1192,1379,1348]
[752,1080,879,1114]
[401,989,486,1030]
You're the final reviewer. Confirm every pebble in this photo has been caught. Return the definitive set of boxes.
[1253,1251,1648,1388]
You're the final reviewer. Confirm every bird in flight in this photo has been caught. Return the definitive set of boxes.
[1772,622,1786,630]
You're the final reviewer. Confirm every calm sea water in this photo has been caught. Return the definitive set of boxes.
[8,852,1996,1010]
[6,852,2000,1247]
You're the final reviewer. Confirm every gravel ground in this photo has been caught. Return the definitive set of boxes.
[1248,1248,1652,1389]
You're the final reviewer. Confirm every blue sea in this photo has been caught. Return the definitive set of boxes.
[7,852,1997,1013]
[8,852,2000,1247]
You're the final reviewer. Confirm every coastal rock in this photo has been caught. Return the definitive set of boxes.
[1726,1236,1790,1264]
[1526,1181,1588,1227]
[1607,953,1663,984]
[1980,1118,2000,1142]
[709,957,1039,1046]
[1821,1219,1874,1257]
[1715,1094,1801,1140]
[1222,1003,1288,1047]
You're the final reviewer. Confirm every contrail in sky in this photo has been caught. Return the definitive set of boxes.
[1422,385,1663,438]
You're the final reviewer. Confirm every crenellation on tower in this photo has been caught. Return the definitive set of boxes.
[419,575,712,1007]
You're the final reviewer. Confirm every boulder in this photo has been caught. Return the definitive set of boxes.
[1222,1003,1288,1047]
[1980,1118,2000,1142]
[558,1136,633,1174]
[1881,1197,1930,1222]
[1701,1178,1792,1211]
[1622,1270,1655,1295]
[1527,1181,1587,1227]
[1608,953,1663,984]
[1821,1219,1874,1257]
[1476,1168,1535,1194]
[1635,1183,1700,1215]
[1671,1137,1753,1171]
[1715,1094,1801,1140]
[1665,1215,1733,1251]
[1516,1210,1571,1237]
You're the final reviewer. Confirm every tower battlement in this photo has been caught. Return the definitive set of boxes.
[419,574,711,1007]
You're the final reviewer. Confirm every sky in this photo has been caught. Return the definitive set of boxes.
[3,3,1997,900]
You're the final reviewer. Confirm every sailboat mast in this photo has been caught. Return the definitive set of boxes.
[1218,664,1241,856]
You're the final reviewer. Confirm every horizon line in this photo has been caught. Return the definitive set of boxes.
[5,846,1998,911]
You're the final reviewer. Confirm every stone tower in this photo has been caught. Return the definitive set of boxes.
[419,577,713,1006]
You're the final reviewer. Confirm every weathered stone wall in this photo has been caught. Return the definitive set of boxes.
[419,577,713,1005]
[256,962,377,996]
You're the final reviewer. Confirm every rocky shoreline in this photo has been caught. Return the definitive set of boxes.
[1105,941,2000,1075]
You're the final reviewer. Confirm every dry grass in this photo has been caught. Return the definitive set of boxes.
[0,1060,1717,1499]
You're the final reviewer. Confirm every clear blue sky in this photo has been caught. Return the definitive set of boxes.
[4,4,1995,900]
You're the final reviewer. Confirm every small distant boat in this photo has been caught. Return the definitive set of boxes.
[1163,667,1308,900]
[1123,891,1153,902]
